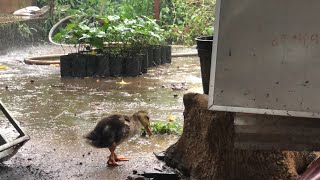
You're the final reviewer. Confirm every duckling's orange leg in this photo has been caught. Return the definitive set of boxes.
[107,144,119,166]
[114,153,129,161]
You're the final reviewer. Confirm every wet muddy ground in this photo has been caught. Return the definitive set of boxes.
[0,44,202,179]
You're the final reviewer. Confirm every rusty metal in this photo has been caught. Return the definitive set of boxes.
[0,100,29,162]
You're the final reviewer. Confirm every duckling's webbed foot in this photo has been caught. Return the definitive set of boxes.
[107,145,120,166]
[107,157,119,166]
[114,154,129,161]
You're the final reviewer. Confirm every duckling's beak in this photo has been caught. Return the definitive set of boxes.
[146,126,152,136]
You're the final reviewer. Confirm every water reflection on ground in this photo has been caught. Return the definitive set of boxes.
[0,44,202,179]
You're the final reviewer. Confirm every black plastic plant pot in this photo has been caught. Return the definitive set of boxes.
[165,45,172,63]
[195,36,213,94]
[152,45,161,66]
[125,53,142,77]
[109,55,124,77]
[72,54,87,78]
[147,46,154,67]
[96,54,110,77]
[141,48,148,73]
[160,46,167,64]
[60,54,73,77]
[85,54,98,77]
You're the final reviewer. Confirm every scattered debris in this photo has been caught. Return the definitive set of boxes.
[116,79,131,85]
[50,64,60,67]
[13,6,49,17]
[154,151,166,161]
[50,84,64,88]
[142,172,180,180]
[168,115,175,122]
[162,82,188,91]
[126,175,145,180]
[170,82,188,91]
[0,65,6,70]
[127,166,181,180]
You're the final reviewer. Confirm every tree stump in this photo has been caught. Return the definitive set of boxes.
[164,93,318,179]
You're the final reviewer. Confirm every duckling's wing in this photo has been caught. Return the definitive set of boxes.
[85,115,130,148]
[110,115,130,145]
[102,118,129,147]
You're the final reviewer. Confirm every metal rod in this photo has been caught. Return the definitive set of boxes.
[0,100,25,136]
[0,135,29,152]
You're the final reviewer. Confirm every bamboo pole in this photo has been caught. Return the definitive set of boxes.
[49,0,54,18]
[99,0,106,16]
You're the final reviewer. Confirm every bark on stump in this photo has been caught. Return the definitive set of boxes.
[164,93,318,180]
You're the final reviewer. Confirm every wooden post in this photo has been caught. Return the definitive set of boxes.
[49,0,54,18]
[99,0,106,16]
[154,0,160,20]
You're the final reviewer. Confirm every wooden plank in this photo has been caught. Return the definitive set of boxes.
[96,55,110,77]
[234,141,320,151]
[234,113,320,150]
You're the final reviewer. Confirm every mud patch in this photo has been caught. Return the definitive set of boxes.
[0,137,180,179]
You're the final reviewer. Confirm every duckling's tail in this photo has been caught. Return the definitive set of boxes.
[84,128,114,148]
[84,131,104,148]
[84,131,97,141]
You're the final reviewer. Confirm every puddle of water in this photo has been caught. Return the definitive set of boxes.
[0,44,202,142]
[0,44,202,179]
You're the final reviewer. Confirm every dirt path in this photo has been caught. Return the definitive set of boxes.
[0,136,178,180]
[0,44,200,180]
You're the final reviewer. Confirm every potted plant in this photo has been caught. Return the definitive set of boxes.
[54,14,167,78]
[195,36,213,94]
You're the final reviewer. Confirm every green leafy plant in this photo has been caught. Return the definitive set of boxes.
[39,0,215,46]
[161,0,216,45]
[149,120,183,135]
[17,23,37,39]
[53,15,165,53]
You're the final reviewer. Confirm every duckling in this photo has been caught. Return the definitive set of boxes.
[84,111,152,166]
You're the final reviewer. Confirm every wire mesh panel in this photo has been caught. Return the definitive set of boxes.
[209,0,320,118]
[0,101,29,162]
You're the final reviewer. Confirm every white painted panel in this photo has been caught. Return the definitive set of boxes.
[209,0,320,118]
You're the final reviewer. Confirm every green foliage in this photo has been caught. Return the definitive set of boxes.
[149,121,182,135]
[17,23,37,39]
[114,0,153,18]
[35,0,47,7]
[53,15,165,53]
[39,0,215,45]
[161,0,215,45]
